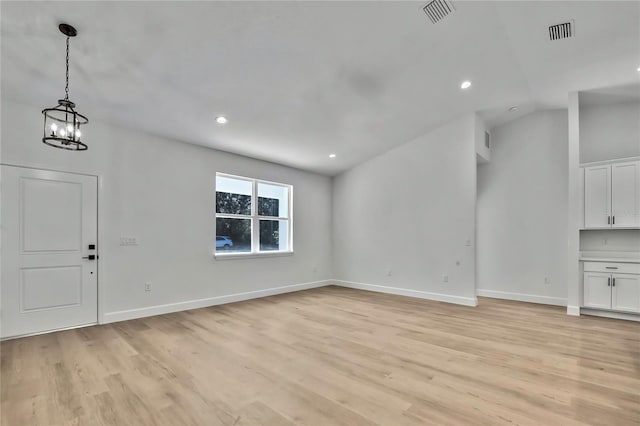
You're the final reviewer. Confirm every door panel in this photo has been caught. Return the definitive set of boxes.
[1,166,98,338]
[21,266,82,311]
[21,177,83,252]
[584,165,611,228]
[583,272,611,309]
[611,161,640,228]
[611,274,640,313]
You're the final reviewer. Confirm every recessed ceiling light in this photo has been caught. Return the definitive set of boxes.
[509,106,519,112]
[637,66,640,72]
[460,81,472,89]
[216,116,228,124]
[329,154,336,158]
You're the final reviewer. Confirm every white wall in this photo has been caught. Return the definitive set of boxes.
[1,100,333,321]
[580,102,640,163]
[477,110,568,306]
[332,114,478,306]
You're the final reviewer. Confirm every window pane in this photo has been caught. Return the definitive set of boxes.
[216,176,252,215]
[216,218,251,253]
[259,220,289,251]
[257,183,288,218]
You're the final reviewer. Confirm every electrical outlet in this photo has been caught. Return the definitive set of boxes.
[442,275,449,283]
[386,269,392,276]
[465,239,472,247]
[313,267,318,274]
[145,282,152,292]
[544,277,551,285]
[602,239,608,245]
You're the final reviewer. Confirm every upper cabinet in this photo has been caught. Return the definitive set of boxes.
[583,159,640,229]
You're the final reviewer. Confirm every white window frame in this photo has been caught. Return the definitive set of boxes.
[215,172,293,259]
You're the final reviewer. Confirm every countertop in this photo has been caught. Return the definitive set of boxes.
[580,251,640,263]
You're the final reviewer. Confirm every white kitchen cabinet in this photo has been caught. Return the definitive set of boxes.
[611,161,640,228]
[583,159,640,229]
[583,262,640,314]
[584,165,611,228]
[611,274,640,313]
[583,272,612,309]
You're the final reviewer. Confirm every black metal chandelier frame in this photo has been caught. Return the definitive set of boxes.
[42,23,89,151]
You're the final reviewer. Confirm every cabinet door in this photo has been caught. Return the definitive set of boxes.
[583,272,612,309]
[584,165,611,228]
[611,161,640,228]
[611,274,640,313]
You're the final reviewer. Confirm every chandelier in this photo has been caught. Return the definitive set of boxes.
[42,23,88,151]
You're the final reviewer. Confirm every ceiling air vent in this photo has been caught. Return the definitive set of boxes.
[549,21,574,41]
[423,0,455,24]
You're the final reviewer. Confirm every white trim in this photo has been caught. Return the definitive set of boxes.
[334,280,478,307]
[580,156,640,168]
[214,251,293,260]
[476,289,567,306]
[103,279,331,324]
[97,174,105,324]
[580,308,640,322]
[567,305,581,316]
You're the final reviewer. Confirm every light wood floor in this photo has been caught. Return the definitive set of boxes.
[1,286,639,426]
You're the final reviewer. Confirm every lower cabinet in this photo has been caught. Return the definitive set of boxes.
[583,262,640,313]
[611,274,640,312]
[583,272,612,309]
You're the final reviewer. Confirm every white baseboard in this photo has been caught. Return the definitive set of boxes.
[334,280,478,307]
[476,289,567,307]
[103,279,332,324]
[580,308,640,322]
[566,305,581,316]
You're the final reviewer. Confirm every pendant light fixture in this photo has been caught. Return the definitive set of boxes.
[42,23,88,151]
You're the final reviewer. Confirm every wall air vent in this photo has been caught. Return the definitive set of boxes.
[423,0,455,24]
[549,21,574,41]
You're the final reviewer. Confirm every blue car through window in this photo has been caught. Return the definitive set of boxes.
[215,236,233,249]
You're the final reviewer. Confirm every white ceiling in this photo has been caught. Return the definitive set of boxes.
[2,1,639,175]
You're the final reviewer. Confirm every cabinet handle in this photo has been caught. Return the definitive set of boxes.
[612,277,616,287]
[607,216,611,225]
[605,266,618,269]
[608,277,611,286]
[612,216,615,225]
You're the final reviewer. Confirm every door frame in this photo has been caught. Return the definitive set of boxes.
[1,162,106,328]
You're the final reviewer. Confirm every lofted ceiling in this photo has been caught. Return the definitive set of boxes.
[1,1,639,175]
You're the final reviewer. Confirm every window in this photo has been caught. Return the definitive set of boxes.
[215,173,292,256]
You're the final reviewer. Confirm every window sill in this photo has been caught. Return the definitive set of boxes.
[214,251,294,260]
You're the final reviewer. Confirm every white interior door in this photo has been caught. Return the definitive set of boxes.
[1,166,98,338]
[611,161,640,228]
[584,165,611,228]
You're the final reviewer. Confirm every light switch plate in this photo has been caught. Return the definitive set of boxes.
[120,236,138,246]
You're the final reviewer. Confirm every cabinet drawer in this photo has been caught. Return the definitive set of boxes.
[583,262,640,274]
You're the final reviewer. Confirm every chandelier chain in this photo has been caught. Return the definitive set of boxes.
[65,36,69,100]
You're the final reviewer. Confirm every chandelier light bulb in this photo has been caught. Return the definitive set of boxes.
[75,130,81,139]
[50,123,58,131]
[59,128,66,137]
